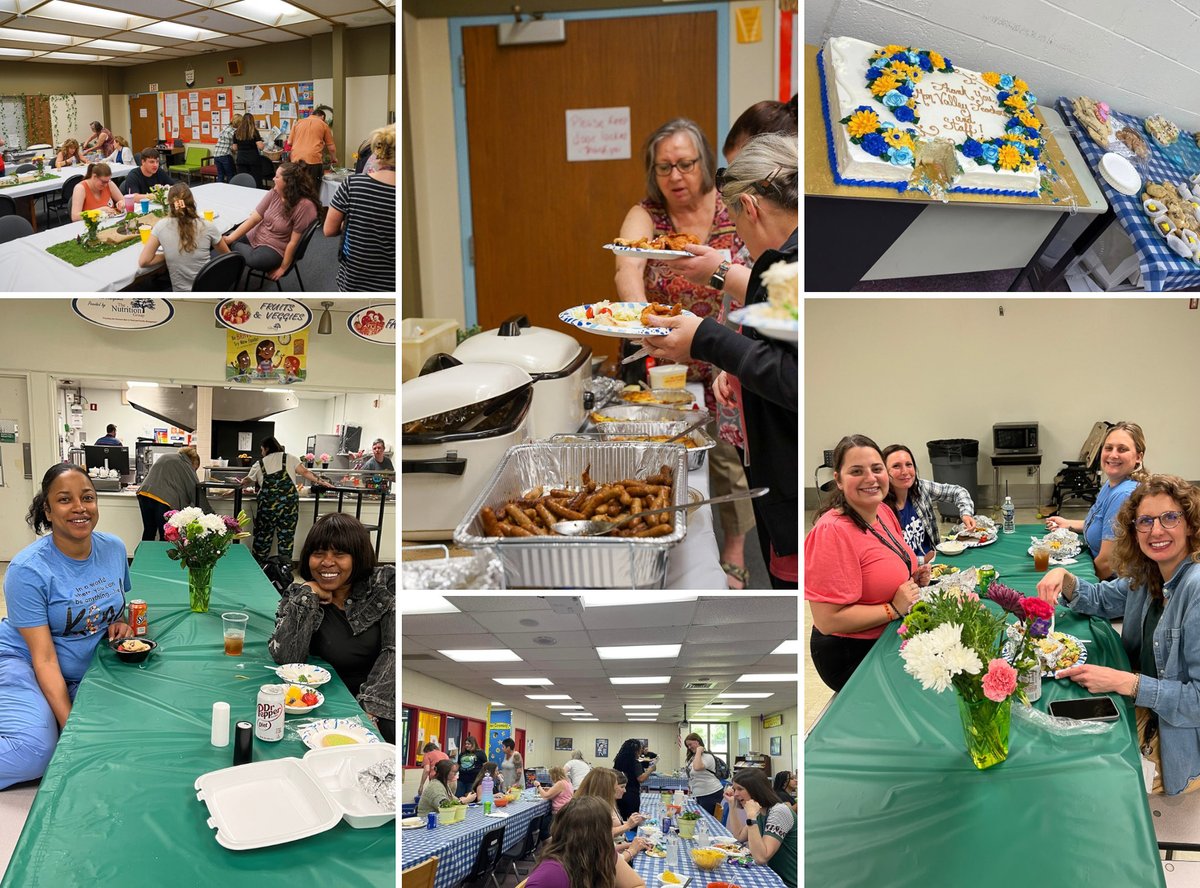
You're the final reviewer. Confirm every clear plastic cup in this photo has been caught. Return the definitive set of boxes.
[124,194,135,213]
[221,612,248,656]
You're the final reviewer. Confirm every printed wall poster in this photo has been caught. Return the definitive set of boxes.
[595,738,608,758]
[226,330,307,384]
[553,737,573,751]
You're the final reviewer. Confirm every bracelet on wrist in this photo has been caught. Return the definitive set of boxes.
[1130,674,1141,700]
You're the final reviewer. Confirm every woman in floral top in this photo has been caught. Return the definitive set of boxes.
[614,117,755,589]
[268,513,394,741]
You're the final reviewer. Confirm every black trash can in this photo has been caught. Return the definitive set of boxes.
[926,439,979,521]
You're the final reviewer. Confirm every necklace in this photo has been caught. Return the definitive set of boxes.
[867,519,912,570]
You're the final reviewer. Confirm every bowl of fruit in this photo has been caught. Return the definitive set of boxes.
[283,684,324,714]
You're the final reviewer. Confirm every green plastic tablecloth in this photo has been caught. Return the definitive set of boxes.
[805,525,1165,888]
[1,542,395,888]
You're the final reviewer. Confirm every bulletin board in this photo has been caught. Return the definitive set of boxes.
[242,81,314,139]
[160,87,234,144]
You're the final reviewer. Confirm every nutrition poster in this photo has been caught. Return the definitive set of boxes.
[225,329,307,384]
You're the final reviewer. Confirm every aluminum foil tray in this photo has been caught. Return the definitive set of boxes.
[400,545,504,590]
[589,404,709,426]
[453,442,689,589]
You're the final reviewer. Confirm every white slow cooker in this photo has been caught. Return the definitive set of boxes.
[452,315,590,440]
[401,360,533,540]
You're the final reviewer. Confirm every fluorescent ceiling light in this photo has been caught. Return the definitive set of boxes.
[262,387,294,393]
[43,53,113,61]
[770,640,801,656]
[36,1,138,28]
[490,702,506,706]
[571,717,599,721]
[610,676,669,685]
[582,593,697,607]
[493,677,553,686]
[401,596,459,615]
[736,674,799,682]
[704,703,748,709]
[628,718,658,722]
[82,39,150,53]
[717,693,774,699]
[621,705,662,710]
[545,704,583,709]
[570,712,593,717]
[0,28,66,45]
[525,694,570,700]
[0,49,34,57]
[220,0,316,26]
[438,649,522,663]
[596,644,681,660]
[135,22,223,41]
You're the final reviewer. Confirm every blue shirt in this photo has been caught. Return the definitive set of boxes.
[0,532,131,682]
[93,436,122,446]
[896,497,929,557]
[1083,478,1137,556]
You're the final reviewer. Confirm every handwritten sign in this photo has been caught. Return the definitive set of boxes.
[565,106,631,161]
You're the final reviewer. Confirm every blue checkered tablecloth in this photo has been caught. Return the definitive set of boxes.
[632,794,789,888]
[400,795,549,888]
[1056,96,1200,291]
[644,775,693,791]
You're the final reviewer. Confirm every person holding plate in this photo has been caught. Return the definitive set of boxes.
[1045,421,1148,580]
[882,443,977,563]
[614,117,756,590]
[0,464,134,789]
[642,133,798,589]
[1037,474,1200,795]
[268,513,394,743]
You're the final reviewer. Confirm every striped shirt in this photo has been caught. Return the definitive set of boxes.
[331,173,396,292]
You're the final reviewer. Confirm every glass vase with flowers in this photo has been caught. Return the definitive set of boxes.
[163,507,250,612]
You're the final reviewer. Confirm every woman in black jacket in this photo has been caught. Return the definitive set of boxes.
[612,738,657,821]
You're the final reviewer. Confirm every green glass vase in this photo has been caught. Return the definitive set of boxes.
[188,564,214,613]
[956,693,1011,770]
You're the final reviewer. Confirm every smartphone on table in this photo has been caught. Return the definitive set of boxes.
[1047,696,1120,722]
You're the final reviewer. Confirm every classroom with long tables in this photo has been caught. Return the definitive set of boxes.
[401,594,799,887]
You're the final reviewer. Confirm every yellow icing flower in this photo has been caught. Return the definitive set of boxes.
[1004,94,1027,111]
[881,44,908,55]
[1019,161,1037,173]
[982,71,1001,86]
[1017,110,1039,128]
[883,130,914,150]
[846,109,880,138]
[997,144,1021,170]
[1012,78,1028,92]
[870,75,900,97]
[928,51,946,69]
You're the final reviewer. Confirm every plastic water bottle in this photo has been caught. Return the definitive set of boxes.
[696,819,711,848]
[666,829,680,867]
[481,774,493,814]
[672,788,685,809]
[1002,496,1016,534]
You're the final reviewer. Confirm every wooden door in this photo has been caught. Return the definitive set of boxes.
[129,94,159,156]
[514,727,526,760]
[462,13,718,362]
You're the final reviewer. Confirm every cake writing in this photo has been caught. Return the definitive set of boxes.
[913,79,1007,139]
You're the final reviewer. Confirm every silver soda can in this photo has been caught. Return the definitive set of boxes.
[255,684,285,742]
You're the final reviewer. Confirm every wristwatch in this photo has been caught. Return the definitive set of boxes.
[709,260,731,291]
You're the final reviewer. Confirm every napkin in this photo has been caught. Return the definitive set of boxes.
[486,811,511,818]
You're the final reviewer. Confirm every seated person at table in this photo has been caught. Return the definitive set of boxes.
[69,163,124,221]
[612,738,656,821]
[805,435,926,692]
[882,443,977,563]
[53,139,85,169]
[577,768,645,849]
[222,162,319,282]
[525,796,649,888]
[724,768,798,888]
[416,759,476,815]
[0,464,133,790]
[138,183,229,291]
[101,135,134,166]
[268,513,394,743]
[539,764,575,815]
[772,770,797,809]
[1037,474,1200,795]
[1045,421,1148,580]
[121,149,177,201]
[564,748,592,788]
[469,760,507,796]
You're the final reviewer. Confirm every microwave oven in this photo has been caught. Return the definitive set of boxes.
[993,422,1039,455]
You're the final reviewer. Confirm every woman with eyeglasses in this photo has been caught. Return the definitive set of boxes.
[614,117,755,590]
[642,132,798,589]
[1036,474,1200,795]
[1045,422,1149,579]
[70,163,124,221]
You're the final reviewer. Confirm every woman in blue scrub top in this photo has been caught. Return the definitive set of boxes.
[1046,421,1148,580]
[0,464,133,789]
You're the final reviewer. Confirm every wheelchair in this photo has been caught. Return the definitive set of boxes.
[1041,421,1113,517]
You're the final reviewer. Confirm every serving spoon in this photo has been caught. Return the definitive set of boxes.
[551,487,767,537]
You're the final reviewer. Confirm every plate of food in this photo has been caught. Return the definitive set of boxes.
[297,718,382,750]
[1004,630,1087,677]
[274,663,333,686]
[929,563,960,580]
[559,301,695,338]
[603,233,699,259]
[644,847,667,859]
[728,303,798,342]
[400,816,426,830]
[1028,528,1083,562]
[283,684,324,714]
[949,516,999,548]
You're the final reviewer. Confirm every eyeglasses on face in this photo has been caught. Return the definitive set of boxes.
[653,157,699,177]
[1134,511,1184,533]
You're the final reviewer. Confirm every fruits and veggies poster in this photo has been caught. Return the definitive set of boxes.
[226,328,307,384]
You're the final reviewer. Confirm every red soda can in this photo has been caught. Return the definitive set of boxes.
[128,600,148,636]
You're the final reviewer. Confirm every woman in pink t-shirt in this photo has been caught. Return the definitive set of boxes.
[539,764,575,814]
[525,795,648,888]
[416,741,448,797]
[805,434,927,692]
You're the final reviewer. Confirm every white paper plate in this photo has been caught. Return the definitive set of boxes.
[283,686,325,715]
[603,243,692,259]
[297,717,382,750]
[274,663,333,686]
[401,817,426,829]
[729,304,798,342]
[1098,152,1142,196]
[558,302,697,339]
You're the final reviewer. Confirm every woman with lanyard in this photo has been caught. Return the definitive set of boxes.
[241,436,322,564]
[804,434,929,692]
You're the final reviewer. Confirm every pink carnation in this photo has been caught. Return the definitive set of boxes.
[982,658,1018,702]
[163,524,180,542]
[897,623,908,636]
[1021,596,1054,621]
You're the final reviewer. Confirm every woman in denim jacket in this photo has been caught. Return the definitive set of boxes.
[1037,474,1200,795]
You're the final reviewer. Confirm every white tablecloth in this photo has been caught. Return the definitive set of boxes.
[0,163,136,201]
[320,175,344,206]
[0,181,264,292]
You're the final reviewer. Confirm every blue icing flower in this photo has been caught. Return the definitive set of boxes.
[879,121,896,131]
[854,105,875,115]
[883,89,906,108]
[1025,126,1040,140]
[867,66,885,81]
[997,90,1010,103]
[1026,93,1038,105]
[981,143,1000,164]
[943,58,952,69]
[888,146,914,165]
[893,105,915,122]
[906,51,920,64]
[1007,126,1025,138]
[999,74,1014,89]
[919,55,933,71]
[1028,145,1041,159]
[961,138,983,159]
[1013,141,1027,155]
[1006,116,1023,130]
[890,52,908,62]
[898,82,914,97]
[861,133,888,157]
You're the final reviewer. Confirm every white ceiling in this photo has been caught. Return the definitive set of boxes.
[402,595,800,724]
[0,0,394,66]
